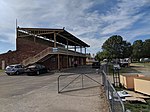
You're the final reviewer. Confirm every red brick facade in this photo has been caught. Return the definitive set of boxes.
[0,37,48,69]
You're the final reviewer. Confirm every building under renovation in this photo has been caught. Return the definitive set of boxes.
[0,27,90,70]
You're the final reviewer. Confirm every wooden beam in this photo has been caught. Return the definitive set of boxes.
[17,30,55,38]
[75,46,76,52]
[34,36,36,42]
[36,32,54,36]
[67,55,69,68]
[58,54,60,70]
[56,33,81,46]
[54,33,57,47]
[66,40,68,51]
[19,28,64,32]
[67,46,81,49]
[80,46,82,53]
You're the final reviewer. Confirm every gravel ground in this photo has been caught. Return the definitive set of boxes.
[0,66,109,112]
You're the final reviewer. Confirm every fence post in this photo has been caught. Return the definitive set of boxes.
[58,76,60,93]
[107,80,109,100]
[82,74,84,88]
[111,88,115,112]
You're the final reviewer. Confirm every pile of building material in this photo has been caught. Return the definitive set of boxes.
[117,90,150,103]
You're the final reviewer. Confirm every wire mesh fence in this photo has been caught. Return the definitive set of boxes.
[101,64,125,112]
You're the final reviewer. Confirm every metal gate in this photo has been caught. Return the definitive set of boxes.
[58,73,101,93]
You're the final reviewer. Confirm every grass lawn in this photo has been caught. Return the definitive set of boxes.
[107,62,150,75]
[0,69,4,72]
[107,64,140,75]
[131,62,150,67]
[120,66,140,73]
[124,99,150,112]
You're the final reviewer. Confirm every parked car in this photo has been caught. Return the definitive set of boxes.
[119,58,130,67]
[5,64,25,75]
[113,64,121,70]
[140,58,150,62]
[26,64,48,75]
[92,61,101,69]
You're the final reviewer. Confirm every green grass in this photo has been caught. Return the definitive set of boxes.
[120,67,140,73]
[132,62,150,67]
[0,69,4,72]
[108,62,150,75]
[107,64,140,75]
[124,99,150,112]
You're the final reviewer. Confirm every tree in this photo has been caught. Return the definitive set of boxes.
[102,35,132,59]
[121,41,132,58]
[142,39,150,58]
[132,40,143,61]
[95,50,109,61]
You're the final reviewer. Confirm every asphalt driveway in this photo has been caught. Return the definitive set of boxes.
[0,66,109,112]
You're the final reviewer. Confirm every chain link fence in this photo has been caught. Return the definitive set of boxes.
[101,64,125,112]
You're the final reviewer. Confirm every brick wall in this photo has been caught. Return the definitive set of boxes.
[42,55,58,70]
[0,51,20,69]
[0,37,49,69]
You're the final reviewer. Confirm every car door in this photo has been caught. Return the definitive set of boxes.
[17,65,24,73]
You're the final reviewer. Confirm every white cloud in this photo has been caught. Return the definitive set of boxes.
[100,0,150,35]
[0,0,150,54]
[81,36,108,54]
[101,13,144,35]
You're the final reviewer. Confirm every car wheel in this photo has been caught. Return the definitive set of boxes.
[16,71,19,75]
[7,73,11,76]
[36,71,40,75]
[47,69,50,73]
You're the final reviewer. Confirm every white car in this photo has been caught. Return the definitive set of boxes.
[5,64,24,75]
[113,64,121,70]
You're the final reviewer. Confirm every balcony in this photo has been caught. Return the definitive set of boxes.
[22,47,86,66]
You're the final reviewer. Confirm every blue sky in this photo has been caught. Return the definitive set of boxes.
[0,0,150,55]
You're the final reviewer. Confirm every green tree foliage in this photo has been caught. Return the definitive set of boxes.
[122,41,132,58]
[101,35,132,59]
[132,40,143,60]
[143,39,150,58]
[95,50,109,61]
[96,35,150,61]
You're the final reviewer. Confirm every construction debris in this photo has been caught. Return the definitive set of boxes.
[117,90,132,98]
[117,90,150,103]
[125,97,146,103]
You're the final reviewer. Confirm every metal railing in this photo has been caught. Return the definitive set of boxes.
[58,47,86,57]
[101,64,125,112]
[22,47,86,66]
[22,47,53,66]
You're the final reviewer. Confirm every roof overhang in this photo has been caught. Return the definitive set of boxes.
[17,27,90,47]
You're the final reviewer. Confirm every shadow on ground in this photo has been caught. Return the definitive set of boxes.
[59,86,101,97]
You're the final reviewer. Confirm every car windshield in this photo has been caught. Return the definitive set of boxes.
[6,65,15,69]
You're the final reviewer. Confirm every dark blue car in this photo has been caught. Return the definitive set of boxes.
[26,64,48,75]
